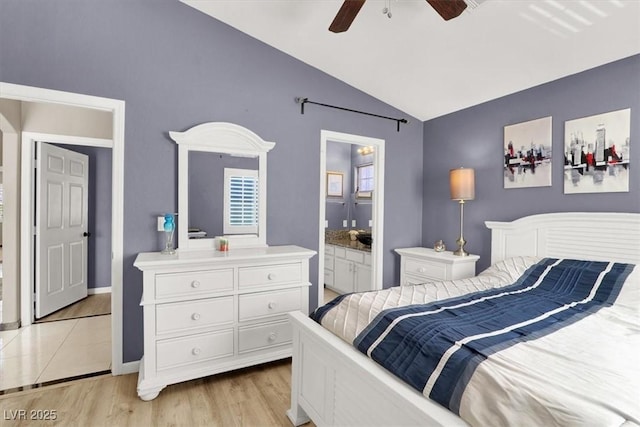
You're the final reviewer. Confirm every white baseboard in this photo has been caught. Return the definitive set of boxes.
[88,286,112,295]
[114,360,140,376]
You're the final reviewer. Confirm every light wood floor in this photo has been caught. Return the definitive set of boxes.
[0,359,314,427]
[36,293,111,323]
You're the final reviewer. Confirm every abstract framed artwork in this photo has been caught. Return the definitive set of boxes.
[564,108,630,194]
[504,116,552,189]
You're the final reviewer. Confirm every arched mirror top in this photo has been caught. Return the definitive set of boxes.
[169,122,275,155]
[170,122,275,251]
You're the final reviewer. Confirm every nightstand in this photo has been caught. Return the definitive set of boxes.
[394,247,479,286]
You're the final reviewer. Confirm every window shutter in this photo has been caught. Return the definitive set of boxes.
[229,175,258,227]
[224,168,258,235]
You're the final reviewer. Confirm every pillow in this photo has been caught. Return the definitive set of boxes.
[478,256,542,282]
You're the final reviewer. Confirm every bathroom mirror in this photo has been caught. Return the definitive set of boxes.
[170,122,275,250]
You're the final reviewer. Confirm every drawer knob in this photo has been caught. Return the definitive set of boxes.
[268,301,277,309]
[192,347,201,356]
[418,267,427,273]
[268,332,278,342]
[267,273,277,280]
[191,313,201,321]
[191,280,201,288]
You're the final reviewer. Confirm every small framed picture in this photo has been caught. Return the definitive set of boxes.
[326,171,344,197]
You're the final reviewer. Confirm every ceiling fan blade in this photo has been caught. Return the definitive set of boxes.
[426,0,467,21]
[329,0,366,33]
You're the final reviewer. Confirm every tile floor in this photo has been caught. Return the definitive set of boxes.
[0,314,111,391]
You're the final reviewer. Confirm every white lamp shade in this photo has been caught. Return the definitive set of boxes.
[450,168,475,200]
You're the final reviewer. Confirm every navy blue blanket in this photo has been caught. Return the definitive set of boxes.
[352,258,634,413]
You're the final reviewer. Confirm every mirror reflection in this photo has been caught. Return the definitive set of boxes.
[325,142,373,234]
[188,151,259,239]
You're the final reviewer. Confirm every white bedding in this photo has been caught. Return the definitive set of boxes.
[318,257,640,427]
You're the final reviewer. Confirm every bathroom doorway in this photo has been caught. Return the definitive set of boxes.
[318,130,385,307]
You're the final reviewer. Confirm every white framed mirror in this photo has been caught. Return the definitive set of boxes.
[169,122,275,250]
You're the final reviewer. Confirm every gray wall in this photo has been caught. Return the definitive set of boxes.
[57,144,112,290]
[0,0,423,362]
[422,55,640,273]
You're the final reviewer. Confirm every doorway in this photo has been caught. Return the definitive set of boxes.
[318,130,385,307]
[0,82,127,376]
[33,142,112,323]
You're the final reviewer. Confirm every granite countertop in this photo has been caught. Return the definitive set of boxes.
[325,237,371,252]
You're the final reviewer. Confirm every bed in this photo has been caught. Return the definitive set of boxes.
[286,212,640,427]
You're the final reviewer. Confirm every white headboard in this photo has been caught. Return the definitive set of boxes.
[486,212,640,265]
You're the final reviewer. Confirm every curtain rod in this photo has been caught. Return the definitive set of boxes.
[294,97,409,132]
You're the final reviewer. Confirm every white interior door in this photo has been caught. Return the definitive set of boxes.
[35,142,89,318]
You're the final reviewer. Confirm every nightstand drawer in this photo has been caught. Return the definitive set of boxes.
[238,263,301,288]
[155,269,234,299]
[238,320,292,354]
[238,288,302,321]
[405,258,446,280]
[402,273,435,286]
[156,329,234,370]
[156,296,234,335]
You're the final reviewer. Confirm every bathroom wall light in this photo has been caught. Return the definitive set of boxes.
[357,146,374,155]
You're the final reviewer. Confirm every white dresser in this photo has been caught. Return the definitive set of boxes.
[395,247,479,286]
[133,245,315,400]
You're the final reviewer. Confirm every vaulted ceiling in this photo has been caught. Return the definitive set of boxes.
[182,0,640,121]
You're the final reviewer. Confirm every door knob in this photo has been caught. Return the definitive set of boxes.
[83,232,91,237]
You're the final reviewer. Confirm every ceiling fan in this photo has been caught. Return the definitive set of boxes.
[329,0,468,33]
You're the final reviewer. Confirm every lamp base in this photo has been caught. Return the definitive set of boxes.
[453,236,468,257]
[453,248,469,257]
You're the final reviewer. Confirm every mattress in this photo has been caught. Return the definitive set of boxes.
[314,256,640,427]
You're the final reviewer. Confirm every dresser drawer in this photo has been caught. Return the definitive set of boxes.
[238,263,301,288]
[238,320,292,354]
[156,329,234,370]
[155,269,233,299]
[405,258,446,280]
[238,288,302,321]
[156,296,234,335]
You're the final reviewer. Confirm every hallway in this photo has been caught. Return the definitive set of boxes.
[0,314,111,392]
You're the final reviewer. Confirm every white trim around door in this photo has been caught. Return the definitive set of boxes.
[318,130,385,308]
[1,82,126,375]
